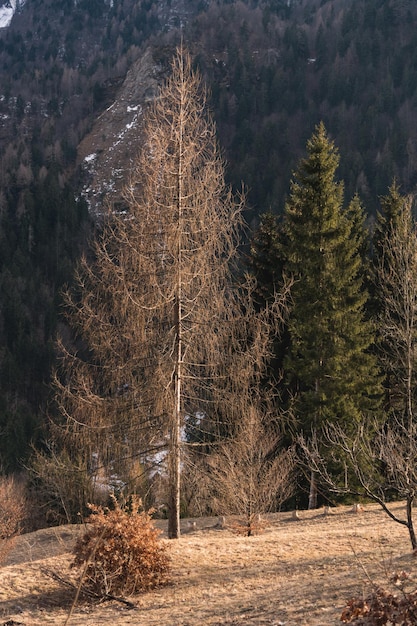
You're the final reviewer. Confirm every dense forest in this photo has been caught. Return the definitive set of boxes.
[0,0,416,488]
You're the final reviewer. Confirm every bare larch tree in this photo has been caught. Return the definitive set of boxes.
[48,47,288,539]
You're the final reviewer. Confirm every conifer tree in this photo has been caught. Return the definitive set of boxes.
[283,123,381,506]
[372,181,404,266]
[250,212,286,307]
[249,213,293,395]
[302,192,417,549]
[365,183,404,412]
[372,184,417,420]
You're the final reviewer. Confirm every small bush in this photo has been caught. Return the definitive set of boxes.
[71,496,170,597]
[0,475,27,564]
[341,571,417,624]
[227,514,268,537]
[29,447,104,525]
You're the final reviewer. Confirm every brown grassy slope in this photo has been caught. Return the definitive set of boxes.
[0,502,414,626]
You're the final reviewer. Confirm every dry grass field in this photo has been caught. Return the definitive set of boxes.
[0,502,415,626]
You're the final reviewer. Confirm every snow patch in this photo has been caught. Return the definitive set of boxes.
[111,113,140,149]
[0,4,14,28]
[0,0,26,29]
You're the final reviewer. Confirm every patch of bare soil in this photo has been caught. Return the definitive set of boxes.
[0,503,414,625]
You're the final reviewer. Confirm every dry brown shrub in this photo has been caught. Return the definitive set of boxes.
[71,496,170,597]
[29,446,107,525]
[227,515,269,537]
[0,475,27,564]
[341,571,417,624]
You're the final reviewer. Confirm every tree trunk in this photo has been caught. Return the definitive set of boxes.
[168,72,184,540]
[308,470,318,509]
[168,308,181,539]
[167,396,181,539]
[406,495,417,551]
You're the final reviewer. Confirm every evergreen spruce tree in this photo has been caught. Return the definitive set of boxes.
[372,181,403,268]
[283,123,381,506]
[249,213,292,397]
[250,212,286,307]
[346,194,371,265]
[372,183,414,418]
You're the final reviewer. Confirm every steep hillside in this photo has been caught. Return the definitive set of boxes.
[73,0,417,219]
[1,0,417,468]
[0,0,197,469]
[191,0,417,216]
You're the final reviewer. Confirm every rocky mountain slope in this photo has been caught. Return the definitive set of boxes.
[77,47,164,213]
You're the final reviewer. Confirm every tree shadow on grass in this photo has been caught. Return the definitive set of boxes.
[0,585,75,616]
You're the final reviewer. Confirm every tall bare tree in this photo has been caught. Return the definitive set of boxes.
[47,47,287,539]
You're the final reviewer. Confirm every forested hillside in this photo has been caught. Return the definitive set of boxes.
[193,0,417,218]
[0,0,416,473]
